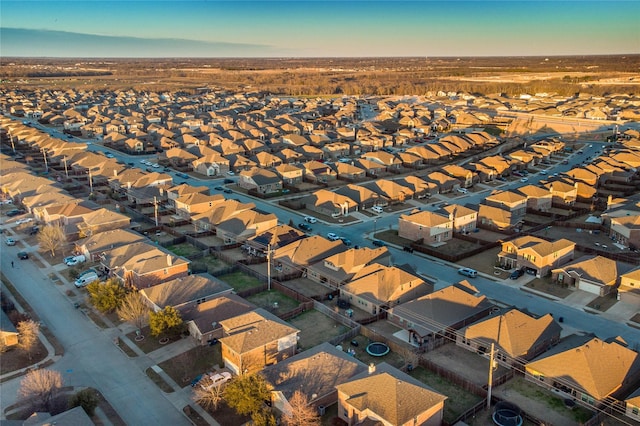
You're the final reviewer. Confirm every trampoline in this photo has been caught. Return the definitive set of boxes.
[366,342,390,357]
[492,401,523,426]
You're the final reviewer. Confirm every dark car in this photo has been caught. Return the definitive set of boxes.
[223,178,234,184]
[510,268,525,280]
[214,186,224,191]
[190,374,203,387]
[28,226,39,235]
[403,246,414,253]
[17,251,29,260]
[372,240,386,247]
[6,209,25,217]
[339,237,352,246]
[298,223,312,232]
[223,188,233,194]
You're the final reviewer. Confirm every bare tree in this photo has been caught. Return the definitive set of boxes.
[37,225,66,257]
[19,369,63,412]
[116,291,149,331]
[17,320,40,360]
[192,376,225,411]
[281,390,320,426]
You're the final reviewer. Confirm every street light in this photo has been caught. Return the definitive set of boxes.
[373,219,377,238]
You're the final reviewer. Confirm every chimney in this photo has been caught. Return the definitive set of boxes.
[368,363,376,374]
[607,194,613,207]
[113,169,118,177]
[167,254,173,266]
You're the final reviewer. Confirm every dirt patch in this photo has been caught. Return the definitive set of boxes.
[287,310,351,350]
[426,343,509,386]
[245,290,299,316]
[159,345,222,387]
[458,246,507,278]
[524,277,573,299]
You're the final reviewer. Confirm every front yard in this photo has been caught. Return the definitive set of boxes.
[158,345,222,387]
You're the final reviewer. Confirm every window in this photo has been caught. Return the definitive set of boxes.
[164,268,168,275]
[632,406,639,415]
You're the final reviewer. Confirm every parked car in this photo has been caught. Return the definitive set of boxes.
[17,251,29,260]
[190,374,203,387]
[510,268,525,279]
[304,216,317,223]
[227,171,235,176]
[214,186,224,191]
[64,254,86,266]
[223,188,233,194]
[74,271,99,288]
[15,217,33,225]
[105,153,115,158]
[458,268,478,278]
[372,240,386,247]
[456,187,469,194]
[28,226,39,235]
[327,233,340,241]
[403,246,414,253]
[223,178,234,184]
[371,206,384,214]
[5,238,16,246]
[6,209,25,217]
[298,223,312,232]
[520,177,529,183]
[339,237,352,246]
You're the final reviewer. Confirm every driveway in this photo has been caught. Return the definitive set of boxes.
[0,228,190,425]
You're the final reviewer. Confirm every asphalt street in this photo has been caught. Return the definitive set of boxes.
[0,242,191,425]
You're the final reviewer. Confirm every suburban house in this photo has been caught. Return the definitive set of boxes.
[191,153,230,176]
[244,224,306,257]
[333,184,382,210]
[424,171,461,194]
[191,200,256,233]
[262,342,368,416]
[238,167,283,195]
[515,185,553,212]
[215,210,278,244]
[219,308,300,375]
[525,336,640,408]
[609,215,640,249]
[302,160,336,183]
[441,164,475,188]
[457,309,562,365]
[387,281,494,347]
[335,362,447,426]
[139,274,232,312]
[477,204,521,231]
[498,236,576,278]
[271,235,346,277]
[363,179,414,204]
[303,189,358,218]
[100,240,190,289]
[619,267,640,305]
[398,210,452,244]
[551,255,634,296]
[393,176,437,199]
[274,163,304,185]
[179,293,256,345]
[625,388,640,422]
[74,228,146,262]
[173,193,225,218]
[0,310,19,349]
[544,181,578,205]
[334,162,367,181]
[435,204,478,233]
[484,190,528,222]
[306,246,391,288]
[340,263,433,315]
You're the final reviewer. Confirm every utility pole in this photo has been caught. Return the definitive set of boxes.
[88,169,93,193]
[63,156,68,178]
[267,243,272,291]
[487,342,495,409]
[154,196,159,227]
[42,148,48,173]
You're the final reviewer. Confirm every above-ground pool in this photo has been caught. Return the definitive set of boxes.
[366,342,390,357]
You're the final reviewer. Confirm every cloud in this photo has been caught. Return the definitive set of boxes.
[1,28,274,57]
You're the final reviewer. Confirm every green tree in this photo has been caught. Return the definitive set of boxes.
[148,306,183,337]
[224,374,272,417]
[87,279,126,313]
[68,388,100,416]
[251,407,277,426]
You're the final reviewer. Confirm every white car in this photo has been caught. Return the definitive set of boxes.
[139,159,147,164]
[304,216,317,224]
[227,171,235,176]
[152,163,160,168]
[520,177,529,183]
[105,153,115,158]
[456,188,469,194]
[458,268,478,278]
[371,206,384,214]
[64,255,86,266]
[327,233,340,241]
[15,218,33,225]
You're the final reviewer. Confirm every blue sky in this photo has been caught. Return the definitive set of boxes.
[1,1,638,57]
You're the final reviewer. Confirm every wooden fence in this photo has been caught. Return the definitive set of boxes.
[417,357,487,397]
[313,301,361,329]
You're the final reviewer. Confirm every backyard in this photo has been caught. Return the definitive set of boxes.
[217,271,264,292]
[409,366,483,424]
[286,309,351,350]
[164,242,204,258]
[245,290,299,316]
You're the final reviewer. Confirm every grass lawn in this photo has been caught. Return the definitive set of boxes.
[145,367,174,393]
[206,401,250,426]
[499,377,593,424]
[126,326,184,353]
[586,293,618,312]
[409,366,483,424]
[373,229,411,246]
[165,243,203,258]
[217,271,264,292]
[524,277,573,299]
[159,345,222,387]
[190,255,231,274]
[245,290,299,316]
[287,310,351,351]
[344,335,405,369]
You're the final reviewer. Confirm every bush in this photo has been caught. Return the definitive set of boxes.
[68,388,99,416]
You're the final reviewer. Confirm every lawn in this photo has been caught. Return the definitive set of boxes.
[245,290,299,316]
[217,271,265,292]
[145,367,174,393]
[586,293,618,312]
[126,326,184,353]
[159,345,222,387]
[189,255,231,274]
[343,335,405,369]
[287,309,351,351]
[165,243,203,258]
[409,366,483,424]
[524,277,573,299]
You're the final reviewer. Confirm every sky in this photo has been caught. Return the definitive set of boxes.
[1,1,639,58]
